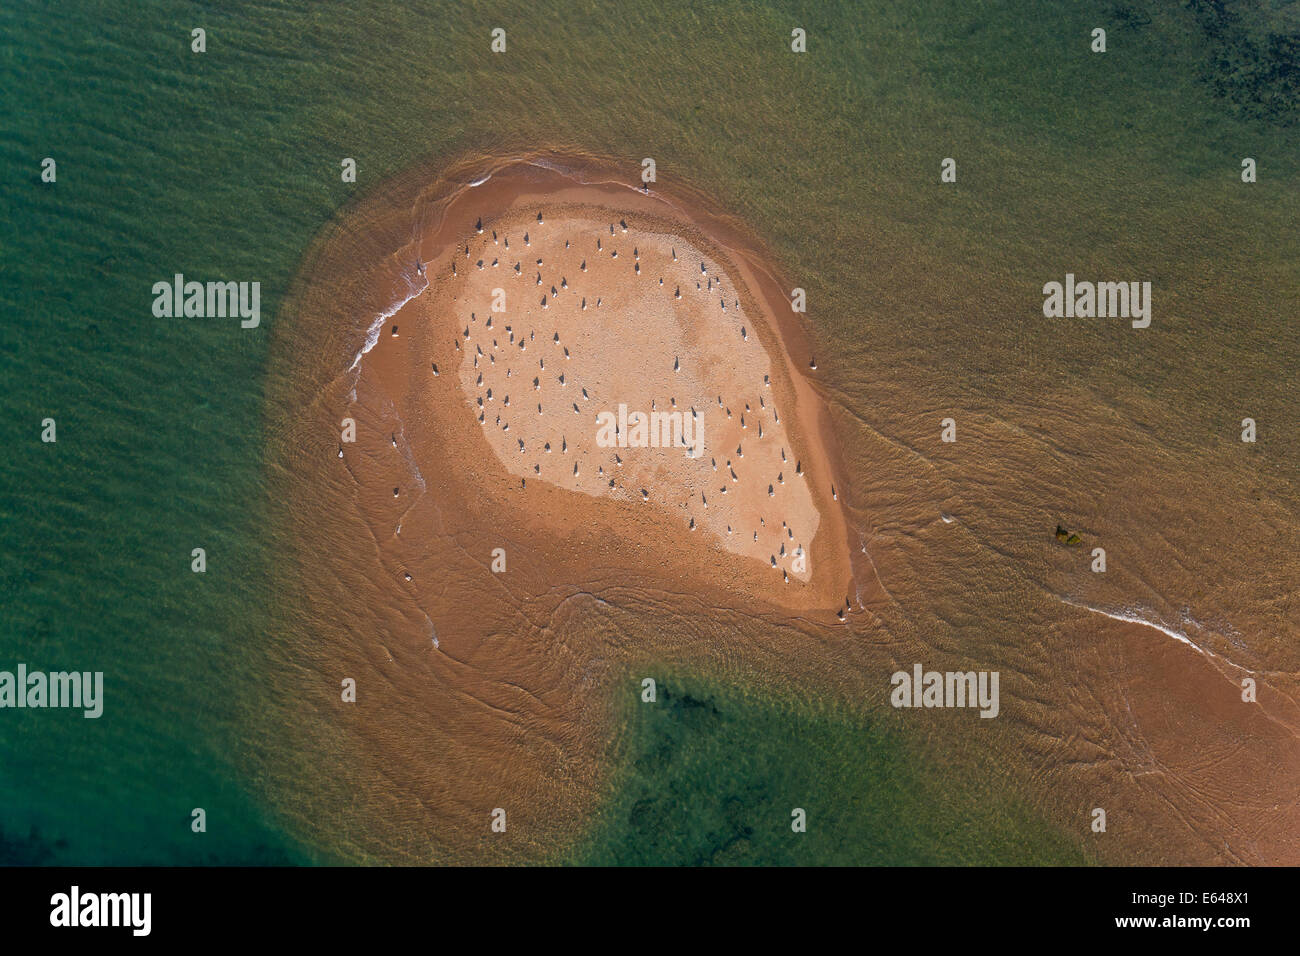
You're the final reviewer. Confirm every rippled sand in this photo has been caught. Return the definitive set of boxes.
[262,154,855,862]
[263,151,1300,865]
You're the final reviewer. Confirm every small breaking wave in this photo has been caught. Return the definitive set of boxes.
[349,273,428,374]
[1057,595,1250,674]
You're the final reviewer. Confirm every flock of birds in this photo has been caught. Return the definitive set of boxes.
[432,211,822,583]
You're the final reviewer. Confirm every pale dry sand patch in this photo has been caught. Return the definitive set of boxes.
[450,208,819,583]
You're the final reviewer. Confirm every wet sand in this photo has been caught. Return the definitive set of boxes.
[262,150,1300,865]
[406,170,854,607]
[262,153,858,863]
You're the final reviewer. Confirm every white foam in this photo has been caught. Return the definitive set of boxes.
[349,275,428,373]
[397,432,427,493]
[1057,596,1248,672]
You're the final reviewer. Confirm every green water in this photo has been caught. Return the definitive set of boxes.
[1,1,1293,864]
[575,675,1090,866]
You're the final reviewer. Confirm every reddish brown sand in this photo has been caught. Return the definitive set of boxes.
[389,169,854,613]
[261,151,1300,865]
[261,153,857,863]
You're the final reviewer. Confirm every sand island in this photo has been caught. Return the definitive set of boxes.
[445,206,822,584]
[262,152,1300,869]
[263,153,862,864]
[346,156,858,614]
